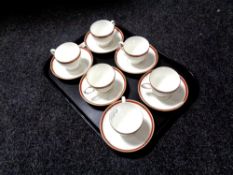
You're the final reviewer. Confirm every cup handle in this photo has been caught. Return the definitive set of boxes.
[50,48,56,55]
[119,41,124,47]
[121,96,126,103]
[141,83,152,89]
[79,42,86,48]
[84,87,95,95]
[111,20,115,26]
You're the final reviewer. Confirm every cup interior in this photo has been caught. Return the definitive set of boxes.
[54,42,80,63]
[86,64,115,88]
[149,67,181,93]
[123,36,149,56]
[90,20,115,37]
[109,102,143,134]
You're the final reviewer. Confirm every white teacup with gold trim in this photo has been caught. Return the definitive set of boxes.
[141,66,181,97]
[120,36,150,65]
[84,63,116,94]
[90,19,115,47]
[109,96,144,135]
[50,42,83,71]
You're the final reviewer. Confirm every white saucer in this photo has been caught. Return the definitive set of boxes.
[138,71,189,112]
[50,48,93,80]
[79,67,127,106]
[115,45,159,74]
[100,99,155,153]
[84,27,124,54]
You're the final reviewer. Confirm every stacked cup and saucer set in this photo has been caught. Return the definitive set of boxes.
[47,19,197,154]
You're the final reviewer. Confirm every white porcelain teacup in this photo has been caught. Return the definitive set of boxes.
[141,66,181,97]
[90,19,115,47]
[109,97,144,135]
[50,42,85,71]
[84,63,116,94]
[120,36,150,65]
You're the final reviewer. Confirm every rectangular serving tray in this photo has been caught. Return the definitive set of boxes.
[44,25,199,154]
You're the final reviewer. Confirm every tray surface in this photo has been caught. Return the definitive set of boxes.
[44,25,199,154]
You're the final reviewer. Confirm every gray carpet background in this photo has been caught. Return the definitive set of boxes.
[0,0,233,174]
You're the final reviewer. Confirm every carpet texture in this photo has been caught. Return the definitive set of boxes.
[0,0,233,174]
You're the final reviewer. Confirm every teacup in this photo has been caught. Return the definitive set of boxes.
[109,97,144,135]
[84,63,116,94]
[141,66,181,97]
[90,19,115,47]
[120,36,150,65]
[50,42,82,71]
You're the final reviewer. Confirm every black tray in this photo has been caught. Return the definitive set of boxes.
[44,25,199,156]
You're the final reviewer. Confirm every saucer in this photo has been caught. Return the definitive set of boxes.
[84,27,124,54]
[114,45,159,74]
[138,71,189,112]
[79,67,127,106]
[100,99,155,153]
[50,48,93,80]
